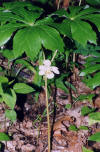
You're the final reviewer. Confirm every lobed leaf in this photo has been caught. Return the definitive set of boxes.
[0,23,25,46]
[13,25,64,60]
[71,20,96,47]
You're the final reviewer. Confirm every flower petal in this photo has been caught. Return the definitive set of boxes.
[46,72,54,79]
[43,60,51,66]
[39,70,45,76]
[39,65,45,70]
[51,66,60,74]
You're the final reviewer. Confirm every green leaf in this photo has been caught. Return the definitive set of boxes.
[69,125,78,131]
[82,146,93,152]
[79,126,89,130]
[13,83,35,94]
[9,7,42,24]
[81,14,100,31]
[5,109,17,122]
[47,19,72,39]
[0,76,8,95]
[76,94,95,102]
[54,6,99,47]
[65,104,72,109]
[0,1,43,24]
[0,96,3,103]
[0,12,26,23]
[33,71,42,87]
[53,8,69,17]
[2,88,16,109]
[89,119,100,126]
[81,106,95,116]
[13,27,41,60]
[75,43,100,57]
[86,0,100,6]
[2,49,17,61]
[13,25,64,60]
[0,133,10,141]
[89,112,100,121]
[84,72,100,89]
[88,132,100,142]
[0,76,8,83]
[71,20,96,47]
[0,23,25,46]
[80,64,100,76]
[15,59,36,73]
[65,81,77,92]
[3,1,33,10]
[55,77,69,93]
[37,25,64,52]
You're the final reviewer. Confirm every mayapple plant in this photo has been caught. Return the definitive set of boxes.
[0,0,100,149]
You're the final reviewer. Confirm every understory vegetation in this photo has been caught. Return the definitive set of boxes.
[0,0,100,152]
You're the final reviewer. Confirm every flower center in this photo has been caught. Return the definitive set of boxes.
[45,69,52,75]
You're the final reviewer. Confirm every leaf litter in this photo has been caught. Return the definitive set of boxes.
[0,57,100,152]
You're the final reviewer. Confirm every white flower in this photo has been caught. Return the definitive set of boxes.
[39,60,60,79]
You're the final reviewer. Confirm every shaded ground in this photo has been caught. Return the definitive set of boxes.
[0,56,100,152]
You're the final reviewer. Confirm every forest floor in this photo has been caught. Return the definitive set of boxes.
[0,56,100,152]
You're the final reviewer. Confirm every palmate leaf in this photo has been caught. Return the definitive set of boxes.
[80,64,100,76]
[2,1,33,10]
[71,19,96,46]
[0,3,43,25]
[52,6,100,47]
[86,0,100,6]
[0,23,25,46]
[9,7,42,24]
[13,27,41,60]
[13,25,64,60]
[0,2,64,61]
[81,14,100,31]
[3,1,42,12]
[75,43,100,57]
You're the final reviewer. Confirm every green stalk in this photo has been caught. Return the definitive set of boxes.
[45,76,51,152]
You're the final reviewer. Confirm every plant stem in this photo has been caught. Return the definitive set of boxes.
[51,50,58,63]
[79,0,82,6]
[45,76,51,152]
[73,52,76,81]
[57,0,61,10]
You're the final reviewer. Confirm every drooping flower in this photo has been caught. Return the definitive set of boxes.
[39,60,60,79]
